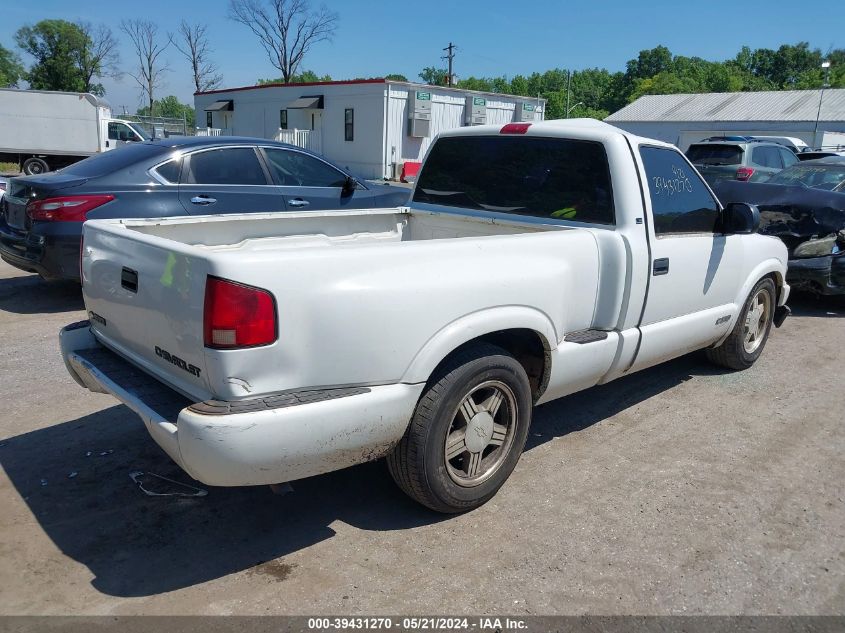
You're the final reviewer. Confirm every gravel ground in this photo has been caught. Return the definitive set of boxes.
[0,259,842,615]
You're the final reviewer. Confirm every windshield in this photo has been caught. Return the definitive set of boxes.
[61,143,168,177]
[686,144,743,165]
[127,122,150,141]
[412,135,614,224]
[765,164,845,190]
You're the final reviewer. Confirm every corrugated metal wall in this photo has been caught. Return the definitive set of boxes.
[384,85,545,175]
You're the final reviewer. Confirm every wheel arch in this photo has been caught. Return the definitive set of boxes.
[401,307,557,401]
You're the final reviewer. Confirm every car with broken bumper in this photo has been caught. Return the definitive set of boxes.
[713,157,845,295]
[61,120,791,513]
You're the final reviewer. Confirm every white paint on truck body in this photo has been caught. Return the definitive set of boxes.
[63,119,790,487]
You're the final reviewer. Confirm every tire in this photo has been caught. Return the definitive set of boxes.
[22,157,49,175]
[387,342,533,513]
[706,277,776,370]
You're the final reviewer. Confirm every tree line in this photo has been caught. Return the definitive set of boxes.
[1,2,842,125]
[420,43,845,120]
[1,17,220,118]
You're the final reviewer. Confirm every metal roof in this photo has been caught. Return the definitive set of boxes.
[606,89,845,123]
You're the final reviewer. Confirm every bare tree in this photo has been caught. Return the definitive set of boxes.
[74,22,120,94]
[228,0,338,83]
[171,20,222,93]
[120,19,170,115]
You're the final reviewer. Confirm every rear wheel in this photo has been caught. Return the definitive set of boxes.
[706,277,776,370]
[387,343,532,513]
[23,157,49,175]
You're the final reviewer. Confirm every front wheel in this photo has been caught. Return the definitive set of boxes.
[387,343,533,513]
[706,277,776,370]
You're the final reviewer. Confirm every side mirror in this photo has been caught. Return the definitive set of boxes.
[342,176,359,195]
[722,202,760,234]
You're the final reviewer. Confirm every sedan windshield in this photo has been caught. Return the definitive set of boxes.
[765,164,845,191]
[60,143,169,177]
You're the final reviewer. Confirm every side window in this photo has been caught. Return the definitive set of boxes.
[280,110,288,130]
[206,111,213,128]
[108,122,133,141]
[639,146,720,235]
[186,148,267,185]
[263,148,347,187]
[752,146,781,168]
[344,108,354,142]
[154,159,181,184]
[778,148,798,167]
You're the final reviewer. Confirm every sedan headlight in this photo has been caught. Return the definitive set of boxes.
[793,230,845,258]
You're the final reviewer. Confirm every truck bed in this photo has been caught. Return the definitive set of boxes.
[81,207,616,404]
[123,207,555,252]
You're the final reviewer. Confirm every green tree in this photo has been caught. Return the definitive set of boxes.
[137,95,195,127]
[257,69,331,84]
[384,73,408,81]
[419,66,448,85]
[15,20,88,92]
[0,43,25,87]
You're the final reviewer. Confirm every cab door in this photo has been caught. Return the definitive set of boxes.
[630,145,746,372]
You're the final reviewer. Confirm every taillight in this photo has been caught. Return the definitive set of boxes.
[501,123,531,134]
[26,194,114,222]
[203,276,277,349]
[736,167,755,181]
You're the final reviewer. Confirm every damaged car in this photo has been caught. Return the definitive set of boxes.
[713,157,845,295]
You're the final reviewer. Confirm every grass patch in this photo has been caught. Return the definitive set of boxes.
[0,161,20,175]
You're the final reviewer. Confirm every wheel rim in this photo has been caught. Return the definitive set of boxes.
[444,380,518,488]
[743,288,771,354]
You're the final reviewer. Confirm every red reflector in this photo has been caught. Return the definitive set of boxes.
[736,166,755,181]
[500,123,531,134]
[26,195,114,222]
[203,277,277,349]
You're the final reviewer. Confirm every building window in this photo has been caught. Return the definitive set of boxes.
[206,111,212,128]
[280,109,288,130]
[344,108,354,142]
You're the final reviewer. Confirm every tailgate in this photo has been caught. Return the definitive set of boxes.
[81,221,213,401]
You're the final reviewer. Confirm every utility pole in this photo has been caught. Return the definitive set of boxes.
[813,60,832,147]
[442,42,457,86]
[565,70,572,119]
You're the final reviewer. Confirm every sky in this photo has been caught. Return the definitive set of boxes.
[3,0,843,114]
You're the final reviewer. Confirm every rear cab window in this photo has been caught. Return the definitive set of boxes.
[685,144,743,166]
[639,146,721,235]
[413,136,614,224]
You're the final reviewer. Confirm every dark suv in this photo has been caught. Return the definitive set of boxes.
[686,139,799,187]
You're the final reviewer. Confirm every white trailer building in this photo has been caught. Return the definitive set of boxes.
[194,79,546,179]
[606,89,845,151]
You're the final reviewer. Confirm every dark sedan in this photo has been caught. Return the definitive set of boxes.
[713,157,845,296]
[0,137,410,281]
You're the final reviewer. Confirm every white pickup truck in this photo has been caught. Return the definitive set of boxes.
[61,120,791,513]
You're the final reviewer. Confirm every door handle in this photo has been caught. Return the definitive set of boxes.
[653,258,670,276]
[288,198,310,208]
[190,196,217,205]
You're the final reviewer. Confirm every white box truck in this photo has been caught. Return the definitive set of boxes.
[0,89,148,175]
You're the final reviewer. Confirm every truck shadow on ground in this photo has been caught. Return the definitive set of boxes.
[1,349,735,599]
[786,291,845,318]
[0,274,82,314]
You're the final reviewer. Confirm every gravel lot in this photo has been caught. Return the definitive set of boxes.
[0,259,842,615]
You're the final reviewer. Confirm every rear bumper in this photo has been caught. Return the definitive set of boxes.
[60,322,423,486]
[0,220,82,281]
[787,255,845,296]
